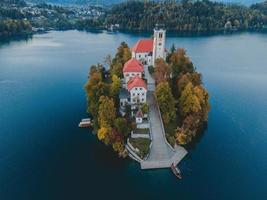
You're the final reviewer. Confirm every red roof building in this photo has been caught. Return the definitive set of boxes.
[127,76,147,91]
[123,58,144,73]
[132,39,153,53]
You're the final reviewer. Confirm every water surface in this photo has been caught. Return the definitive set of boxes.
[0,30,267,200]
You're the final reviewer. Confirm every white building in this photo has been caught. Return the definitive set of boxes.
[132,39,153,66]
[127,76,147,106]
[152,24,166,65]
[132,24,166,66]
[123,58,144,83]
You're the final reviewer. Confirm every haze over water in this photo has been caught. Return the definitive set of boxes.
[0,30,267,200]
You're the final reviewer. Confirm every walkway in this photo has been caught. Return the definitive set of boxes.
[140,92,187,169]
[144,64,155,91]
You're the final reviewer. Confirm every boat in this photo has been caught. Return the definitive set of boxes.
[79,118,93,128]
[171,163,182,179]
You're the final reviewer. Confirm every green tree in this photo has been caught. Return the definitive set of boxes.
[155,81,176,124]
[141,103,149,114]
[110,42,131,77]
[114,117,129,137]
[169,48,195,78]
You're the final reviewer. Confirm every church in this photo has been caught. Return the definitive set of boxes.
[120,25,166,115]
[132,24,166,66]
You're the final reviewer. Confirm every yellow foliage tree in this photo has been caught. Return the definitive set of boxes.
[179,82,201,116]
[110,75,121,98]
[155,81,176,124]
[98,96,116,127]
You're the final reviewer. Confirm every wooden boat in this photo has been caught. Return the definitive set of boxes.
[171,163,182,179]
[79,118,93,128]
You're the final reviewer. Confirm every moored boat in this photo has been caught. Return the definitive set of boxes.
[171,163,182,179]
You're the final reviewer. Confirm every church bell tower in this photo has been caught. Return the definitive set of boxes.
[152,24,166,65]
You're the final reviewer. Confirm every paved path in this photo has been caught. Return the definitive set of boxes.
[144,64,155,91]
[140,92,187,169]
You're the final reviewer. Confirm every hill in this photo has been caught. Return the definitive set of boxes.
[26,0,123,5]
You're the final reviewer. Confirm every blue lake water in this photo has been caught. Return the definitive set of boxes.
[0,30,267,200]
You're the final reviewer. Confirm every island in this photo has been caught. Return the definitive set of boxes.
[84,25,210,171]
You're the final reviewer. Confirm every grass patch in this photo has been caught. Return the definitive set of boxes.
[129,138,151,159]
[134,128,150,134]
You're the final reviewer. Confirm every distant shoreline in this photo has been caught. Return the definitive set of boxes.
[2,28,267,44]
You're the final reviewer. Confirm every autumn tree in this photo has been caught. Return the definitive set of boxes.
[84,65,109,129]
[110,74,121,98]
[154,58,171,84]
[114,117,129,137]
[98,96,116,127]
[110,42,131,77]
[193,85,210,121]
[97,126,112,145]
[179,82,201,117]
[169,48,194,78]
[155,81,176,124]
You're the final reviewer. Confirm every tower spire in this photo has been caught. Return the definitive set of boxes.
[152,24,166,65]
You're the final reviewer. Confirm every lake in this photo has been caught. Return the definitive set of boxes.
[0,30,267,200]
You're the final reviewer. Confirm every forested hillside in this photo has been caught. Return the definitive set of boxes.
[26,0,123,5]
[106,0,267,33]
[0,0,32,39]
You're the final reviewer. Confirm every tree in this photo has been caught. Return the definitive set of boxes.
[114,117,129,137]
[104,54,112,67]
[169,48,194,78]
[175,127,191,145]
[179,82,201,117]
[110,75,121,98]
[166,44,176,62]
[141,103,149,114]
[84,66,109,129]
[154,58,171,84]
[155,81,176,124]
[193,85,210,121]
[98,96,116,127]
[112,140,125,154]
[110,42,131,77]
[97,126,112,145]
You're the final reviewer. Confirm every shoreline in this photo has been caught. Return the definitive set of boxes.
[2,28,267,44]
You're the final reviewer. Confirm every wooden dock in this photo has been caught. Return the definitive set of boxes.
[78,118,92,128]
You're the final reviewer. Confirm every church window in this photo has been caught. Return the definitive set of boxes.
[159,33,163,38]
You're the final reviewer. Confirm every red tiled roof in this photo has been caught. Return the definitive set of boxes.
[135,109,143,118]
[123,58,144,73]
[132,39,153,53]
[127,76,147,91]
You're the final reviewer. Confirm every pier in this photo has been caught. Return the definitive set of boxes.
[78,118,92,128]
[140,93,187,169]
